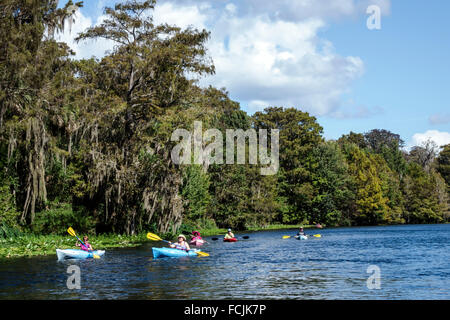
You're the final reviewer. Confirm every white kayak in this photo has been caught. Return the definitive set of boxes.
[56,249,105,260]
[295,235,308,240]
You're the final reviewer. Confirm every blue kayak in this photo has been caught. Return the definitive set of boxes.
[56,249,105,260]
[152,247,199,259]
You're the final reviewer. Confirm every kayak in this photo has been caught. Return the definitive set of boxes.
[189,239,205,246]
[295,235,308,240]
[152,247,199,259]
[56,249,105,260]
[223,237,237,242]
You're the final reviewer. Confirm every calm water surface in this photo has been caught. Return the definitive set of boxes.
[0,224,449,299]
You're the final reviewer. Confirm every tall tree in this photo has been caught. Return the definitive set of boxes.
[0,0,82,224]
[253,107,323,223]
[342,144,390,225]
[72,0,215,234]
[309,141,353,226]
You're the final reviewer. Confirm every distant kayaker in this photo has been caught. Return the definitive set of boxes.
[224,228,235,240]
[190,231,205,246]
[76,235,93,252]
[169,234,191,251]
[296,227,307,237]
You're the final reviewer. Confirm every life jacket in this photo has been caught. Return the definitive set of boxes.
[80,242,90,252]
[174,242,187,250]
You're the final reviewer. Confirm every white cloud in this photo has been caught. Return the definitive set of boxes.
[201,8,364,116]
[411,130,450,148]
[153,2,210,30]
[55,11,115,60]
[57,0,380,117]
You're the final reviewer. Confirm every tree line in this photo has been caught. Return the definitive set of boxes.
[1,0,449,236]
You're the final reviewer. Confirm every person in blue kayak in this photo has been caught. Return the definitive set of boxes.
[224,228,235,239]
[169,234,191,251]
[76,235,94,252]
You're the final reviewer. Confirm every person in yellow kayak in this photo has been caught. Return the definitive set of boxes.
[76,235,94,252]
[224,228,235,239]
[169,234,191,251]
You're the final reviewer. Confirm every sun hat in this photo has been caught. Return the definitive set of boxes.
[228,228,232,232]
[178,234,186,241]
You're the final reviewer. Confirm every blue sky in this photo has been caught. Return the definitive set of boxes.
[59,0,450,148]
[317,0,450,145]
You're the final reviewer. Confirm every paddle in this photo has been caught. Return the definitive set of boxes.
[211,236,250,241]
[67,227,100,259]
[146,232,209,257]
[282,234,321,239]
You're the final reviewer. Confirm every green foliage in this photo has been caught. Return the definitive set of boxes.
[31,203,96,235]
[0,175,20,229]
[403,163,446,223]
[436,144,450,190]
[343,144,390,225]
[309,141,352,226]
[182,165,211,221]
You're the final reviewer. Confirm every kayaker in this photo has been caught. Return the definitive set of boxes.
[76,235,93,252]
[296,227,307,237]
[190,231,205,245]
[169,234,191,251]
[224,228,235,240]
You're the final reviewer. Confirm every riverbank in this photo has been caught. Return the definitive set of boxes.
[0,224,317,259]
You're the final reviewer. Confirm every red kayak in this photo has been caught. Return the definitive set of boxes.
[223,237,237,242]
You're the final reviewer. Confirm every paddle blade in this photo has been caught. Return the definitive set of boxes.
[93,254,100,259]
[211,238,218,241]
[242,236,249,239]
[146,232,162,241]
[313,234,321,238]
[282,236,291,239]
[195,251,209,257]
[67,227,76,237]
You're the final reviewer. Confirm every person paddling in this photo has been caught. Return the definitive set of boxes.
[296,227,307,237]
[224,228,235,239]
[76,235,93,252]
[169,234,191,251]
[190,231,205,245]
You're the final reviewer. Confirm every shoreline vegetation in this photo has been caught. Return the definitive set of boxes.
[1,0,449,260]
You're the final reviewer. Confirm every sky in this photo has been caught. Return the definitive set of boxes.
[56,0,450,149]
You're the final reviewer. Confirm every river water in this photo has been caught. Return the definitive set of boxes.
[0,224,449,299]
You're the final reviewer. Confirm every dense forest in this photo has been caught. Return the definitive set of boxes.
[0,0,449,237]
